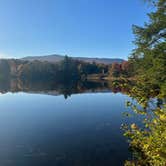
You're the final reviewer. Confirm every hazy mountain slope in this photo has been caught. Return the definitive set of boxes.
[22,54,64,63]
[22,54,124,64]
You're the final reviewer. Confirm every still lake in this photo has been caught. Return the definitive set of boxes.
[0,83,142,166]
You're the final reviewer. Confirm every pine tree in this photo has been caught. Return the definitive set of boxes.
[130,0,166,96]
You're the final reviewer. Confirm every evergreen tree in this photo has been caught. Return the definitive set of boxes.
[129,0,166,96]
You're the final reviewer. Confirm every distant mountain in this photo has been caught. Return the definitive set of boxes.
[22,54,124,64]
[22,54,64,63]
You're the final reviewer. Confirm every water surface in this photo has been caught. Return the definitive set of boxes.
[0,82,140,166]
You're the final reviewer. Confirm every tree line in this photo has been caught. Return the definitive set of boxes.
[0,56,109,82]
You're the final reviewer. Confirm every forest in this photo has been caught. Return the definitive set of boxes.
[0,55,135,83]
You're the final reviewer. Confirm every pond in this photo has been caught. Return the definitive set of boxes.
[0,80,142,166]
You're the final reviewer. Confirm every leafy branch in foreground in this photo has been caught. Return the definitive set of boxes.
[123,101,166,166]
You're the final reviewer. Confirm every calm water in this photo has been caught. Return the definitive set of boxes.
[0,82,141,166]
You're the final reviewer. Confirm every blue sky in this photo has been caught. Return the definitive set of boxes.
[0,0,152,59]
